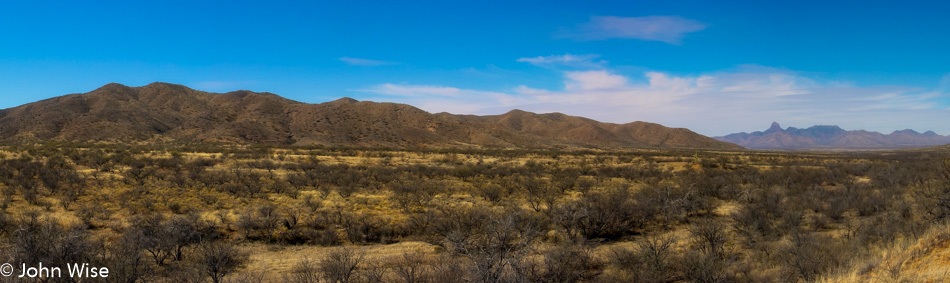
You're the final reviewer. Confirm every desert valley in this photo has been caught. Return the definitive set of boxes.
[0,84,948,282]
[4,2,950,282]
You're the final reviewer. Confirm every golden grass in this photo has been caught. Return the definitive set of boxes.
[241,241,438,281]
[2,144,941,282]
[820,221,950,283]
[713,200,740,217]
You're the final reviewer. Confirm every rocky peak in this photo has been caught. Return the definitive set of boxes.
[765,121,783,133]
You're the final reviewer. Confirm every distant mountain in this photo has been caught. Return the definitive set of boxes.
[715,122,950,150]
[0,82,742,150]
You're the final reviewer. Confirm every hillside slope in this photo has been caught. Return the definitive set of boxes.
[821,222,950,282]
[0,82,742,150]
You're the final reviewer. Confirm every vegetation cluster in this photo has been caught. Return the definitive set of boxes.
[0,142,948,282]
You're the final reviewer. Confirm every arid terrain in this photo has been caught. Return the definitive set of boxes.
[6,1,950,282]
[1,85,950,282]
[0,141,949,282]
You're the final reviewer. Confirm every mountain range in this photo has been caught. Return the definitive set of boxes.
[0,82,741,150]
[715,122,950,150]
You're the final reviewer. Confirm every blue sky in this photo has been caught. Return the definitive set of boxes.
[1,1,949,136]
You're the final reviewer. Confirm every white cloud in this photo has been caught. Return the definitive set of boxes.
[339,57,396,66]
[359,67,950,136]
[562,16,707,44]
[516,54,606,68]
[365,83,506,98]
[565,70,627,90]
[361,83,519,114]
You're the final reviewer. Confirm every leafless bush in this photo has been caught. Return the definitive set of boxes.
[320,246,364,283]
[193,241,249,283]
[553,184,649,241]
[428,255,469,283]
[447,207,545,283]
[106,227,152,283]
[524,245,602,283]
[681,249,737,283]
[688,218,728,256]
[342,212,397,244]
[361,260,389,283]
[285,257,320,283]
[392,251,430,283]
[605,234,679,283]
[778,231,843,282]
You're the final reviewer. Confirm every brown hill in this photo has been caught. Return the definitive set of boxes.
[0,82,742,150]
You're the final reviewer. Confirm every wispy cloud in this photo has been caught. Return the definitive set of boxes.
[939,73,950,91]
[516,54,606,68]
[359,66,950,136]
[339,57,397,66]
[564,70,627,90]
[361,83,515,114]
[561,16,706,44]
[365,83,504,98]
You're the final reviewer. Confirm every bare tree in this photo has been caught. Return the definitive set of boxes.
[606,234,678,283]
[461,208,544,283]
[107,228,152,283]
[319,246,364,283]
[524,245,602,283]
[688,218,728,256]
[285,257,320,283]
[193,241,248,283]
[393,251,430,283]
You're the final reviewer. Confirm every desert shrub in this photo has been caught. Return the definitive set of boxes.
[466,209,545,283]
[319,247,364,283]
[681,248,738,283]
[679,168,737,199]
[605,234,679,283]
[236,204,281,241]
[428,255,470,283]
[130,214,175,265]
[553,184,650,241]
[551,167,581,192]
[391,177,443,211]
[731,204,775,250]
[277,227,341,246]
[193,240,249,283]
[475,181,508,205]
[688,218,728,256]
[524,245,602,283]
[126,212,205,265]
[426,202,493,250]
[361,260,389,283]
[286,257,321,283]
[778,230,845,282]
[341,212,398,244]
[636,183,712,225]
[915,160,950,220]
[11,211,101,268]
[427,204,544,283]
[337,184,359,198]
[392,251,431,283]
[0,209,9,235]
[682,219,739,283]
[107,226,152,283]
[518,176,559,212]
